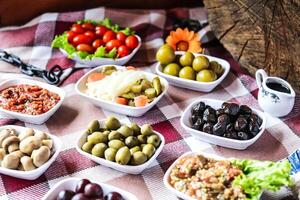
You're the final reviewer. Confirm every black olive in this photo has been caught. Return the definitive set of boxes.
[202,123,213,134]
[223,131,238,139]
[217,114,230,125]
[213,123,226,136]
[239,105,252,115]
[249,114,262,126]
[203,114,217,123]
[234,117,248,131]
[224,103,240,116]
[203,107,216,115]
[237,132,250,140]
[191,102,206,115]
[248,121,260,136]
[221,102,229,109]
[226,123,234,132]
[191,114,198,124]
[216,108,225,116]
[192,118,204,130]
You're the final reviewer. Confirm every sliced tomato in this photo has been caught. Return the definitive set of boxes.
[115,97,128,105]
[87,72,106,82]
[134,95,149,107]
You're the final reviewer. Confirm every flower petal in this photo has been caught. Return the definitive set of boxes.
[188,41,202,53]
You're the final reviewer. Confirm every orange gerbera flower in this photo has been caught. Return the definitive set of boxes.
[166,28,202,53]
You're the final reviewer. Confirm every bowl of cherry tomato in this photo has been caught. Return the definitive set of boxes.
[52,18,141,67]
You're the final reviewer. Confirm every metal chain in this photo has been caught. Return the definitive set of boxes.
[0,49,63,85]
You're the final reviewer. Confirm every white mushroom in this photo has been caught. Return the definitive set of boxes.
[8,143,19,153]
[18,163,25,171]
[18,128,34,141]
[20,156,36,171]
[34,131,48,140]
[31,146,50,167]
[2,136,20,151]
[10,150,24,158]
[19,136,42,155]
[0,148,6,161]
[0,129,14,148]
[1,154,20,169]
[42,139,53,150]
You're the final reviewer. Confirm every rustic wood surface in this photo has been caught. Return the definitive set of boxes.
[203,0,300,92]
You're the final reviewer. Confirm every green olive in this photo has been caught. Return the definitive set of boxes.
[102,130,110,137]
[147,134,161,148]
[117,125,133,137]
[137,135,147,144]
[141,79,152,91]
[179,66,196,80]
[125,136,139,148]
[196,69,217,82]
[104,148,117,161]
[108,139,125,150]
[91,143,107,158]
[142,144,156,159]
[141,124,155,136]
[128,123,141,136]
[87,120,100,134]
[102,65,117,72]
[152,77,162,96]
[82,142,94,153]
[115,146,131,165]
[131,151,147,165]
[192,56,209,72]
[209,61,224,76]
[131,84,142,94]
[130,146,141,155]
[163,63,181,76]
[144,88,157,99]
[179,52,195,67]
[87,132,108,144]
[105,116,121,130]
[140,144,146,149]
[156,45,175,65]
[108,131,123,141]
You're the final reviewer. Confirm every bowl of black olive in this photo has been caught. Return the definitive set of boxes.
[180,99,266,150]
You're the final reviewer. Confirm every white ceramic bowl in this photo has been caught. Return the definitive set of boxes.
[76,119,165,174]
[156,51,230,92]
[42,177,138,200]
[0,125,62,180]
[180,99,266,150]
[60,35,142,67]
[0,78,65,124]
[75,65,169,117]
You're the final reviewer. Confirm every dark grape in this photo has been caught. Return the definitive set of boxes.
[104,192,125,200]
[71,193,88,200]
[84,183,103,198]
[56,190,76,200]
[75,179,91,193]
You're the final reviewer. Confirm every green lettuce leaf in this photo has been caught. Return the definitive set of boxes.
[232,159,293,200]
[51,33,76,58]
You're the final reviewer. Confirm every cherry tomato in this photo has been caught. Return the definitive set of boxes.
[84,31,96,40]
[73,34,92,45]
[106,39,122,51]
[118,45,130,57]
[66,31,77,42]
[103,30,116,43]
[71,24,85,34]
[92,39,104,49]
[82,23,95,30]
[76,44,94,53]
[125,35,139,49]
[95,26,108,37]
[116,32,126,44]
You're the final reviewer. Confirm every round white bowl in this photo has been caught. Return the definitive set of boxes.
[75,65,169,117]
[0,125,62,180]
[180,99,266,150]
[60,35,142,67]
[156,51,230,92]
[75,119,165,174]
[0,78,65,124]
[42,177,138,200]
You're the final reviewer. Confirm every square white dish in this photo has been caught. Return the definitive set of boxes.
[0,125,62,180]
[42,177,138,200]
[60,35,142,67]
[180,99,266,150]
[75,119,165,174]
[155,51,230,92]
[75,65,169,117]
[0,78,65,124]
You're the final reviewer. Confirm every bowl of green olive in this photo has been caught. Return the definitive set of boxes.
[76,116,165,174]
[155,45,230,92]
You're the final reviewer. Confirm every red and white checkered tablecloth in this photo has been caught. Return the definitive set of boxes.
[0,6,299,200]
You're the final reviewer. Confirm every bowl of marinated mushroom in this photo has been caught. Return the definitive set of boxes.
[0,125,62,180]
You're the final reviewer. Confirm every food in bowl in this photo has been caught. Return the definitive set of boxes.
[0,127,54,171]
[167,153,293,200]
[0,84,60,115]
[56,178,125,200]
[52,18,139,60]
[190,101,262,140]
[85,66,164,107]
[156,45,224,82]
[81,116,161,166]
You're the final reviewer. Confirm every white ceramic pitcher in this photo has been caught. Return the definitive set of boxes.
[256,69,295,117]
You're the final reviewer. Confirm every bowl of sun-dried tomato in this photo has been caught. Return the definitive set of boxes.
[0,78,65,124]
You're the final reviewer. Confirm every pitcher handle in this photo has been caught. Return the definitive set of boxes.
[256,69,268,88]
